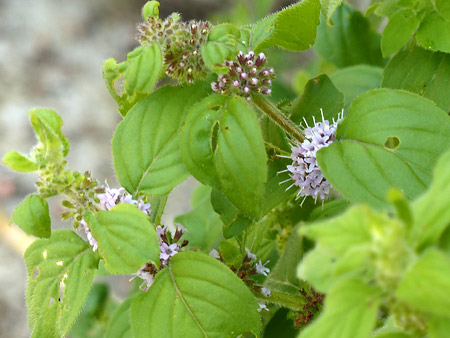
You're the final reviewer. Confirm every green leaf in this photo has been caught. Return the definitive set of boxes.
[102,43,163,116]
[214,96,268,219]
[289,74,344,125]
[315,4,384,68]
[382,45,450,113]
[318,89,450,208]
[113,82,210,195]
[85,203,160,274]
[309,199,350,221]
[180,95,226,188]
[105,298,132,338]
[253,0,321,52]
[174,185,222,251]
[428,315,450,338]
[211,188,253,238]
[381,9,420,57]
[396,248,450,318]
[131,252,261,338]
[11,194,51,238]
[298,279,381,338]
[142,1,160,20]
[409,150,450,250]
[436,0,450,21]
[29,108,69,161]
[416,11,450,53]
[329,65,383,108]
[320,0,343,24]
[265,226,307,311]
[202,24,240,73]
[2,151,39,172]
[24,229,99,337]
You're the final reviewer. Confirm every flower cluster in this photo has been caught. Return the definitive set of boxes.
[81,186,151,252]
[137,13,211,83]
[283,111,343,203]
[130,224,189,291]
[211,51,275,100]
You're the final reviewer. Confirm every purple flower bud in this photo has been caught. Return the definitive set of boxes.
[250,78,258,85]
[240,72,247,79]
[233,80,240,87]
[243,86,250,93]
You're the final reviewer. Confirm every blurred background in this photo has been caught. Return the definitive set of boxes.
[0,0,368,336]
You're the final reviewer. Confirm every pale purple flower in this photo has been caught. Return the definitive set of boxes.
[156,225,166,241]
[256,259,270,276]
[98,187,151,215]
[209,249,220,259]
[81,220,98,252]
[245,247,257,261]
[160,242,179,264]
[258,303,269,312]
[282,110,343,204]
[261,287,271,297]
[130,264,155,291]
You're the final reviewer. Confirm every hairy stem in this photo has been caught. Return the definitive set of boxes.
[252,94,304,143]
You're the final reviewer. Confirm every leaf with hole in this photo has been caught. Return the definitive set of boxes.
[24,229,99,338]
[113,82,210,195]
[317,89,450,208]
[131,251,261,338]
[85,203,160,274]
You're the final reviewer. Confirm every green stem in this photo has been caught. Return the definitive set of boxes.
[252,94,304,143]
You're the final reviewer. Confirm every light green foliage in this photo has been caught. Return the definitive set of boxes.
[416,11,450,53]
[436,0,450,20]
[315,4,384,68]
[383,45,450,112]
[289,74,344,125]
[113,82,210,195]
[251,0,321,52]
[396,249,450,318]
[142,1,159,19]
[381,9,420,57]
[174,184,222,251]
[102,43,162,116]
[28,108,69,164]
[85,203,160,274]
[2,151,38,172]
[298,280,381,338]
[131,252,261,338]
[214,96,268,219]
[409,151,450,250]
[318,89,450,208]
[11,194,51,238]
[24,230,99,337]
[329,64,383,109]
[299,150,450,336]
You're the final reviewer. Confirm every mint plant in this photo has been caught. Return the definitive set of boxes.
[3,0,450,337]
